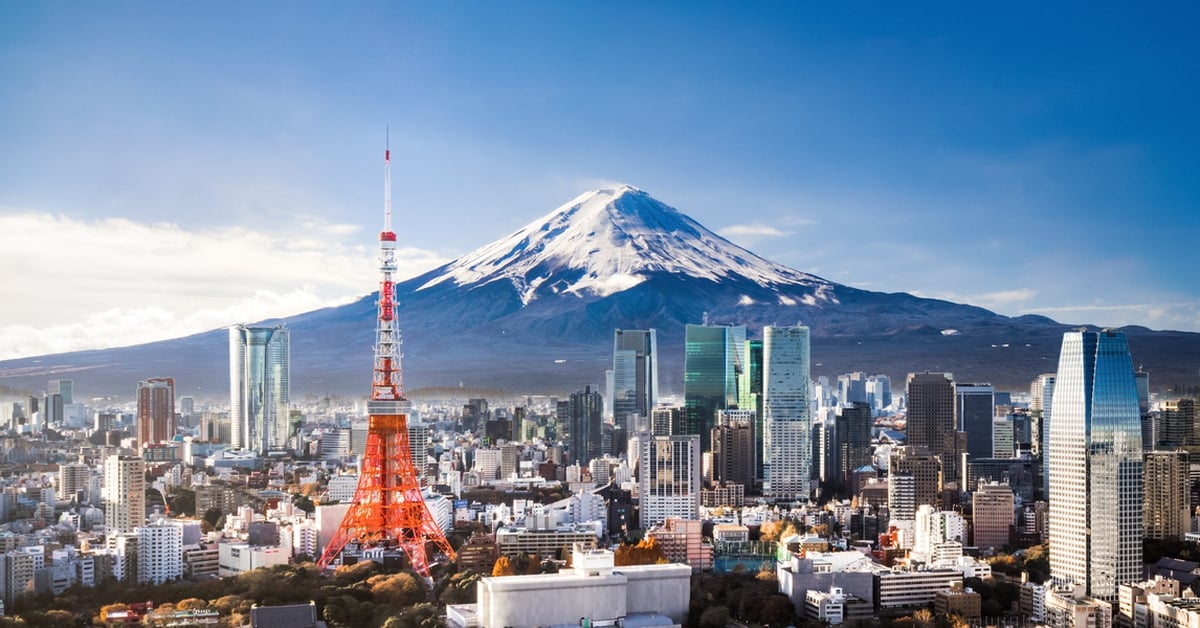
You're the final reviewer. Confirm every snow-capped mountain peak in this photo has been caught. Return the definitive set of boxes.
[418,186,834,304]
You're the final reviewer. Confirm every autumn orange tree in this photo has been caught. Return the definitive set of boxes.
[492,555,515,576]
[614,536,667,566]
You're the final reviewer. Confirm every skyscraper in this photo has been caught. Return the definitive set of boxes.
[229,324,290,453]
[682,324,745,453]
[711,409,755,488]
[103,455,145,534]
[1143,450,1189,541]
[906,372,960,486]
[1031,372,1056,500]
[1048,329,1143,601]
[1159,399,1195,449]
[567,385,603,466]
[837,402,874,496]
[763,324,811,501]
[136,377,175,449]
[737,339,764,480]
[639,434,701,528]
[612,329,658,433]
[957,383,995,460]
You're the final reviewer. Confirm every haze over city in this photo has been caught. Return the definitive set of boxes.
[1,3,1198,361]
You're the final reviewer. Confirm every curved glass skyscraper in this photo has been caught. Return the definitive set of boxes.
[229,324,290,453]
[1047,329,1142,601]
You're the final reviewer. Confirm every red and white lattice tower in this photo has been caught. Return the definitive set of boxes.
[316,141,455,577]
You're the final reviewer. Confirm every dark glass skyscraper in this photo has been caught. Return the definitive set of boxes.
[567,385,603,466]
[682,324,745,453]
[905,372,959,483]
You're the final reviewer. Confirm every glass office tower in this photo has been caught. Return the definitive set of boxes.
[1048,329,1142,601]
[229,324,291,453]
[682,324,745,453]
[763,324,811,501]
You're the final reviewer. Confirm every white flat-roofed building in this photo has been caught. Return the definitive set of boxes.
[876,568,963,614]
[494,523,600,559]
[465,547,690,628]
[217,542,288,577]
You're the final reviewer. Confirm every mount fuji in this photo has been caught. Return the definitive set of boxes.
[3,186,1199,398]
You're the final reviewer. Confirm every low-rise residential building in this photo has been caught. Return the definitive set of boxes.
[646,518,712,573]
[934,583,981,620]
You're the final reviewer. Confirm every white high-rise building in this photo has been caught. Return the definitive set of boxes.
[229,324,290,453]
[137,519,183,585]
[763,325,811,501]
[1048,329,1143,601]
[103,455,145,534]
[639,434,701,529]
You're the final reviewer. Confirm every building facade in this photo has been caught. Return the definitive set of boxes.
[229,324,290,453]
[639,434,701,529]
[103,455,145,534]
[906,372,960,485]
[1048,330,1143,601]
[612,329,658,433]
[763,325,812,501]
[136,377,175,449]
[682,324,745,453]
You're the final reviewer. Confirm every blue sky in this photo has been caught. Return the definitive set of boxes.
[1,3,1197,358]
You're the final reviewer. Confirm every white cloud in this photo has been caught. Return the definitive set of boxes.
[0,211,448,360]
[717,223,795,248]
[1022,302,1200,331]
[718,224,791,238]
[973,289,1038,307]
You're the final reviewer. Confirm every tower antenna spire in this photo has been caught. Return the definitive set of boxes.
[317,134,455,579]
[384,126,392,232]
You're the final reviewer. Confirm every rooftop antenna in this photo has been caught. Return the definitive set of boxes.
[384,126,392,233]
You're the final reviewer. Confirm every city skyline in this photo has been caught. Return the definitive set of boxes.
[2,4,1198,361]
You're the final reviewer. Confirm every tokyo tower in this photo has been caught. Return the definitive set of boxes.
[316,140,455,577]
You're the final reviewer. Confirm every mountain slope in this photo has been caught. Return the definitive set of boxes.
[2,186,1198,399]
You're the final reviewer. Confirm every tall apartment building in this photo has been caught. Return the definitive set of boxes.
[58,462,91,502]
[639,434,701,529]
[763,325,812,501]
[1048,329,1143,601]
[711,409,755,488]
[888,447,942,522]
[1144,450,1190,541]
[1159,399,1196,449]
[103,455,145,534]
[229,324,290,453]
[650,406,680,437]
[137,519,184,584]
[136,377,175,449]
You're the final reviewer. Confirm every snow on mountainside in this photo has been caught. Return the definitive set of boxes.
[418,185,837,305]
